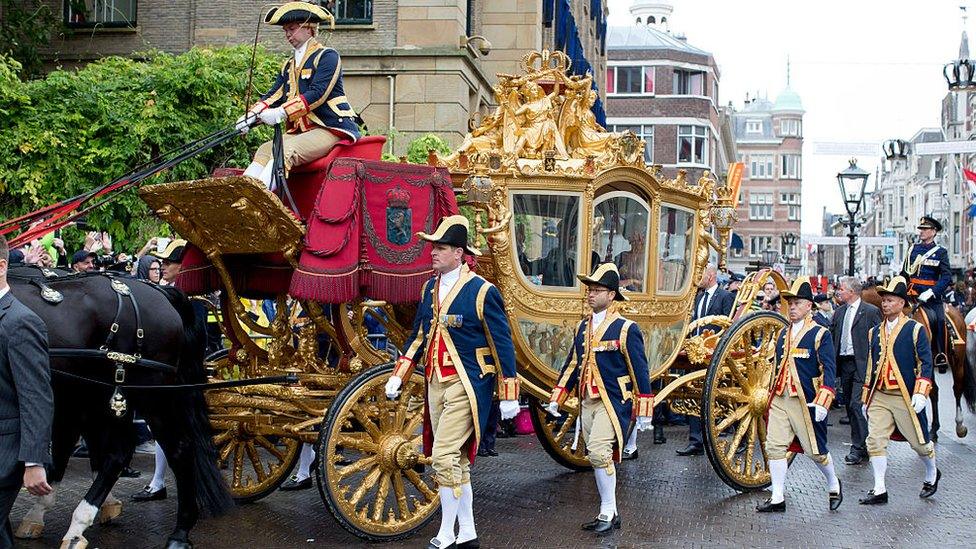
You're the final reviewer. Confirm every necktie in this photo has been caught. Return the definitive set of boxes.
[842,306,854,355]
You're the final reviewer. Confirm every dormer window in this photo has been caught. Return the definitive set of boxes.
[746,120,762,134]
[780,118,801,137]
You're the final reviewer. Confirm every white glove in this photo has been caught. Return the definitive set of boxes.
[259,107,287,126]
[544,401,561,417]
[499,400,520,420]
[808,403,828,422]
[861,403,868,419]
[918,289,934,303]
[384,376,402,399]
[235,111,259,134]
[912,393,927,413]
[635,416,654,432]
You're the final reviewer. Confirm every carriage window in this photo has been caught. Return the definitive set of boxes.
[512,192,581,289]
[593,192,650,293]
[658,205,695,293]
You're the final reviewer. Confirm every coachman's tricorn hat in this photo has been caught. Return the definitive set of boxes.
[781,276,814,302]
[265,2,335,27]
[151,239,188,263]
[417,215,481,256]
[578,262,628,301]
[917,215,943,232]
[876,275,910,301]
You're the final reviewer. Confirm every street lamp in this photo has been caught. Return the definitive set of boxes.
[782,233,798,262]
[837,159,870,276]
[761,248,777,267]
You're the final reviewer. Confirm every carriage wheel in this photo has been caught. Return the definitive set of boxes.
[528,396,591,471]
[317,363,438,541]
[702,311,789,492]
[206,352,302,503]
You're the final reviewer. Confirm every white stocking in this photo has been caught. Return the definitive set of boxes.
[815,453,840,492]
[922,455,937,484]
[433,486,459,546]
[295,443,315,482]
[149,442,167,492]
[243,161,264,180]
[768,458,788,503]
[259,159,276,189]
[456,483,476,544]
[594,467,617,519]
[870,455,887,494]
[624,428,638,453]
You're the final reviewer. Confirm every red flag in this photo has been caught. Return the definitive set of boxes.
[964,168,976,182]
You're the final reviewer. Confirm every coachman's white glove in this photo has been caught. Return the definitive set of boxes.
[544,401,561,417]
[635,416,654,432]
[808,403,828,422]
[235,111,259,134]
[384,376,402,399]
[918,289,935,303]
[499,400,520,420]
[911,393,927,413]
[259,106,287,126]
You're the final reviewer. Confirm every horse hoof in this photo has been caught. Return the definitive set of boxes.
[60,536,88,549]
[957,425,969,438]
[14,520,44,539]
[164,538,193,549]
[98,500,123,524]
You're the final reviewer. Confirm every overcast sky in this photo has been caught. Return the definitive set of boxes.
[606,0,966,234]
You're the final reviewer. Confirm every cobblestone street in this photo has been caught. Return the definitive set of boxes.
[10,371,975,548]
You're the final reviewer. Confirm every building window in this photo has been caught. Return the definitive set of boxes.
[780,192,801,221]
[780,118,801,137]
[749,193,774,221]
[607,66,654,95]
[612,125,653,163]
[780,154,801,179]
[746,119,762,134]
[678,125,707,164]
[749,155,774,179]
[672,69,704,95]
[332,0,373,24]
[731,247,742,258]
[749,235,773,257]
[65,0,137,27]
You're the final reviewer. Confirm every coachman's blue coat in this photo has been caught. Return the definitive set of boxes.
[393,265,518,462]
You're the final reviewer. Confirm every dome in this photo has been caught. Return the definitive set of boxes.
[772,87,804,113]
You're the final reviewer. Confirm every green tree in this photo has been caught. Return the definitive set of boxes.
[0,46,281,251]
[0,0,56,77]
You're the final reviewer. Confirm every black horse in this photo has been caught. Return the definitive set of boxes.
[8,266,233,548]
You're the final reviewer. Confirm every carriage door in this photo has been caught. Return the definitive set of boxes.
[592,192,651,295]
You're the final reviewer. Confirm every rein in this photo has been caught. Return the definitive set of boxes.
[49,369,298,393]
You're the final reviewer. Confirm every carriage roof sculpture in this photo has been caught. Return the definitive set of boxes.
[135,48,791,541]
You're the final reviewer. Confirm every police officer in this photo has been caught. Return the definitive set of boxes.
[546,263,653,535]
[758,277,842,513]
[237,2,360,187]
[384,215,520,549]
[900,216,952,369]
[859,276,940,505]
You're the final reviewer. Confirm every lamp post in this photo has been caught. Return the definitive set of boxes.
[837,159,870,276]
[782,233,798,263]
[761,248,778,267]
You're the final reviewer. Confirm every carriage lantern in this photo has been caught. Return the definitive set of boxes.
[837,158,870,276]
[463,173,493,204]
[882,139,909,161]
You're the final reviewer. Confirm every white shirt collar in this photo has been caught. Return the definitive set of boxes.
[849,297,861,311]
[0,286,8,300]
[886,317,899,332]
[790,319,805,337]
[294,38,312,65]
[440,264,462,287]
[591,309,608,330]
[704,283,717,296]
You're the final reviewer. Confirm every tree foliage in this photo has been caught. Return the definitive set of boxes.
[405,133,451,164]
[0,46,281,251]
[0,0,56,78]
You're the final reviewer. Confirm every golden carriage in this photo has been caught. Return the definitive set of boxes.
[138,49,788,541]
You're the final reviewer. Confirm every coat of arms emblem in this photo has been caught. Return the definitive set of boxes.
[386,186,412,246]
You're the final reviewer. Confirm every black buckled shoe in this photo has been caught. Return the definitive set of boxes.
[829,479,843,511]
[858,490,888,505]
[755,498,785,513]
[920,469,941,499]
[132,486,166,502]
[279,476,312,491]
[456,538,479,548]
[844,452,865,465]
[582,514,620,532]
[676,443,703,456]
[426,538,455,549]
[621,448,639,460]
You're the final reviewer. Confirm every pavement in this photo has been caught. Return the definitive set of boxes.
[10,369,976,548]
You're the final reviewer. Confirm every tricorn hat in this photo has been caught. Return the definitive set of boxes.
[813,293,830,304]
[265,2,334,27]
[781,277,814,302]
[876,275,910,301]
[917,215,943,232]
[151,239,188,263]
[417,215,481,256]
[577,262,628,301]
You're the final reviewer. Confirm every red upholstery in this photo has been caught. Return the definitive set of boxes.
[288,136,386,220]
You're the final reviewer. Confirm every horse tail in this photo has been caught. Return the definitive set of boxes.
[159,287,235,517]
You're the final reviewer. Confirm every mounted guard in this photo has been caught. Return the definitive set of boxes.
[236,1,360,187]
[900,215,952,369]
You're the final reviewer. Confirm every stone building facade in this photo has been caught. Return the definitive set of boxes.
[22,0,608,155]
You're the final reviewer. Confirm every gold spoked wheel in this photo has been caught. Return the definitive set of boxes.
[702,311,789,492]
[528,396,591,471]
[317,363,438,541]
[205,350,302,503]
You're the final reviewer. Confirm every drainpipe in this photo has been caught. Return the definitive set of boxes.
[388,75,396,154]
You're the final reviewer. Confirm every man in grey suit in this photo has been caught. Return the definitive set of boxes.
[830,276,882,465]
[0,235,54,547]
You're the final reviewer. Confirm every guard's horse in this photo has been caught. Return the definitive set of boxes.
[8,266,233,548]
[862,284,976,441]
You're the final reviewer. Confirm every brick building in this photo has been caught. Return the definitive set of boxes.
[20,0,609,154]
[727,85,804,275]
[604,0,736,185]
